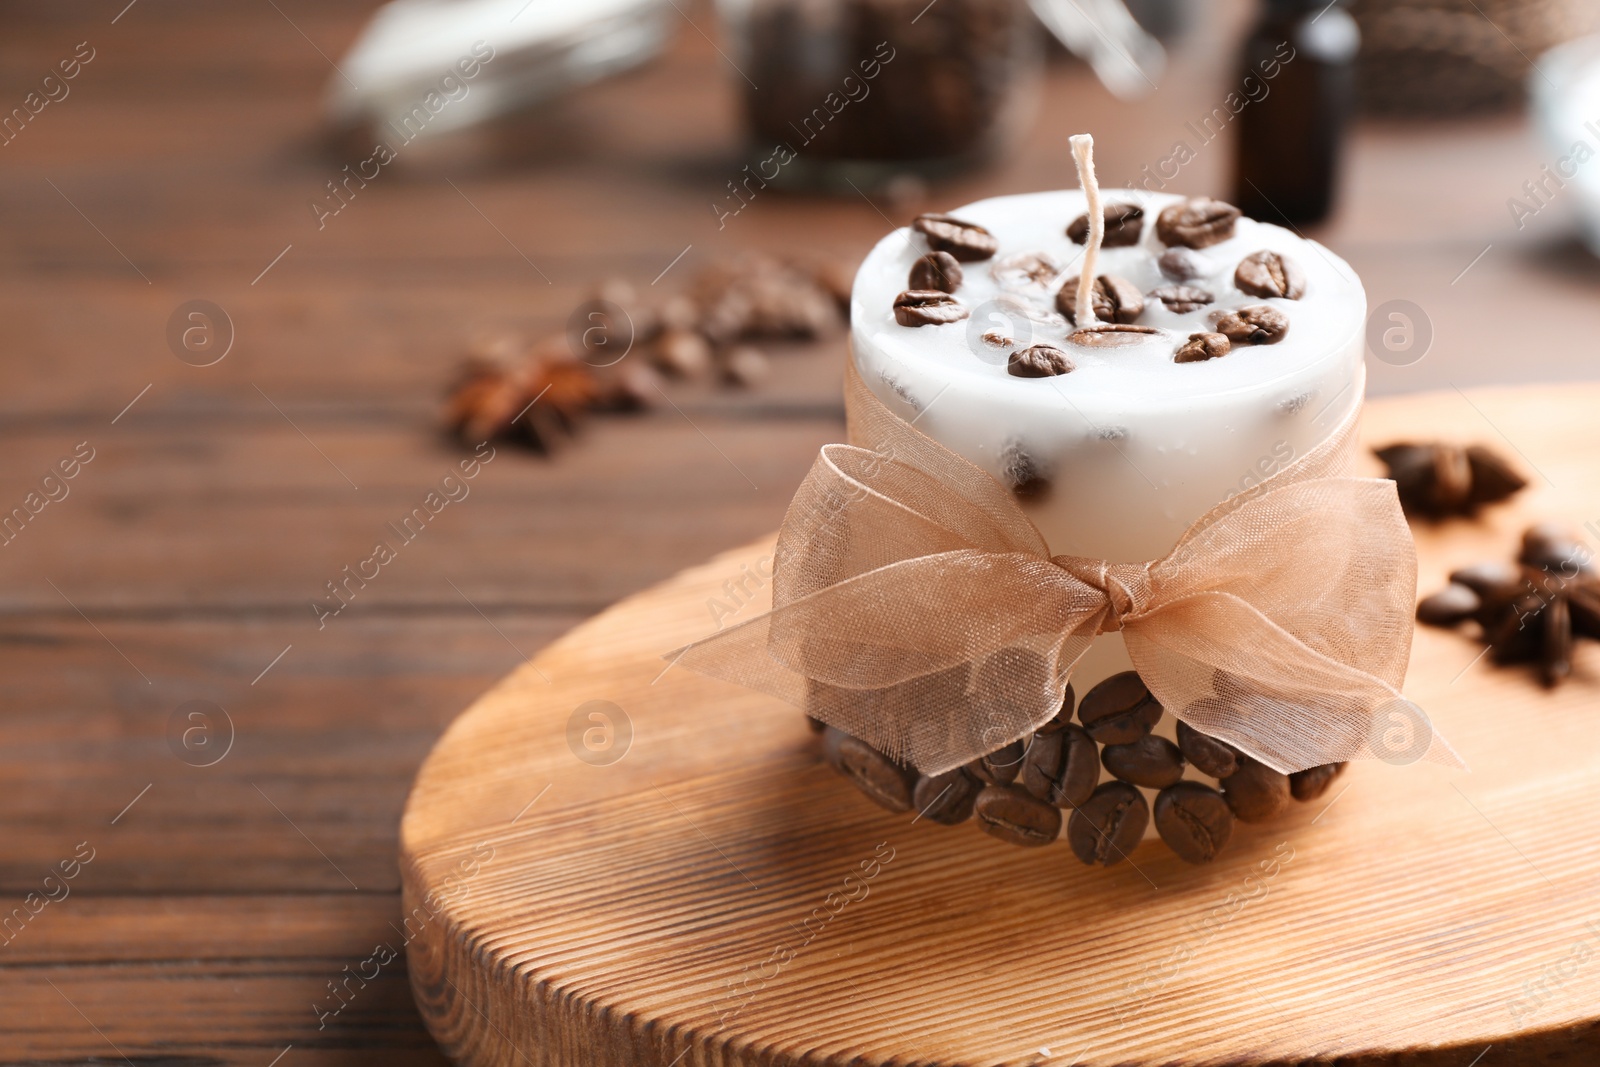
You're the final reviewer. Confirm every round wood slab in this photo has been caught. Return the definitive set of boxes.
[401,383,1600,1066]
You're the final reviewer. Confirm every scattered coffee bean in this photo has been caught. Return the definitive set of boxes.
[1156,197,1242,249]
[1520,522,1591,575]
[1068,324,1162,348]
[1078,671,1164,745]
[718,345,770,388]
[1449,560,1524,602]
[1067,782,1149,866]
[909,251,963,293]
[1154,782,1234,864]
[652,328,713,378]
[974,784,1062,847]
[970,734,1031,786]
[1213,305,1288,345]
[1150,284,1214,314]
[1158,247,1212,281]
[1102,734,1186,789]
[1068,202,1144,247]
[991,250,1061,291]
[1234,250,1307,299]
[894,289,968,327]
[1022,722,1099,808]
[1174,331,1231,363]
[1220,755,1290,823]
[823,727,917,812]
[1289,762,1345,802]
[913,213,999,261]
[1009,343,1074,378]
[913,768,981,825]
[1055,274,1144,325]
[1416,583,1481,627]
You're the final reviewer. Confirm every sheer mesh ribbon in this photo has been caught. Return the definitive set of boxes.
[671,363,1462,776]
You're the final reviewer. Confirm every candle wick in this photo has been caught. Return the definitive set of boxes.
[1070,133,1101,330]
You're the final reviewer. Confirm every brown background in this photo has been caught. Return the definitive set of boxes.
[0,0,1595,1061]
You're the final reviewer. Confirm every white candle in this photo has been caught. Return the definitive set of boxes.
[853,190,1365,561]
[851,186,1366,690]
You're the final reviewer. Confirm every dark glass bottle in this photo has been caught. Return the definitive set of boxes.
[1232,0,1359,227]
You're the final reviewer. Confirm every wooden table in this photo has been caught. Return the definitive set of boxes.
[1,0,1595,1062]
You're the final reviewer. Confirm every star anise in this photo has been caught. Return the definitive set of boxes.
[1416,523,1600,686]
[444,337,606,452]
[1374,441,1526,518]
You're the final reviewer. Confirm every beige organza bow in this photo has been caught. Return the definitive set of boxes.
[672,363,1462,776]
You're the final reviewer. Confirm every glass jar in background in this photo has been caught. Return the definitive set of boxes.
[716,0,1042,192]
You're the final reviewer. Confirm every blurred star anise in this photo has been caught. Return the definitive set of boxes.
[1416,523,1600,687]
[1374,441,1526,518]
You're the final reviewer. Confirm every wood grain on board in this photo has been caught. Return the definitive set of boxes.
[399,384,1600,1067]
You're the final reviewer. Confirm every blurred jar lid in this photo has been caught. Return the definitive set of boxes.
[328,0,673,136]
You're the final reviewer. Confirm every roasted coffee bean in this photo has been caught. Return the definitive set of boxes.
[991,251,1061,291]
[1022,722,1099,808]
[1520,522,1590,575]
[974,784,1062,847]
[893,289,968,327]
[718,345,770,388]
[1067,782,1149,866]
[1068,324,1162,348]
[1154,782,1233,864]
[1078,671,1164,745]
[1009,343,1074,378]
[1158,247,1212,281]
[909,251,963,293]
[1450,560,1525,601]
[1213,305,1288,345]
[1416,583,1481,627]
[1156,197,1242,249]
[1176,716,1242,779]
[1220,756,1290,823]
[913,213,999,262]
[1234,250,1306,299]
[1000,444,1049,498]
[823,727,917,812]
[1102,734,1186,789]
[1150,285,1214,314]
[1174,332,1230,363]
[1068,202,1144,247]
[1488,592,1548,664]
[913,768,981,825]
[970,734,1031,786]
[1289,762,1345,802]
[1055,274,1144,325]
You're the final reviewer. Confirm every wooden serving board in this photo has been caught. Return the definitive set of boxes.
[400,384,1600,1067]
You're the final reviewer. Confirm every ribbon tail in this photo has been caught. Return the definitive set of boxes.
[1125,592,1466,774]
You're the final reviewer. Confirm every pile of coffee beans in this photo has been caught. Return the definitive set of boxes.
[814,669,1344,866]
[893,198,1305,367]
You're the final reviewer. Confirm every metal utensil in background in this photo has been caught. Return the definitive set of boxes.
[1028,0,1165,99]
[327,0,673,138]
